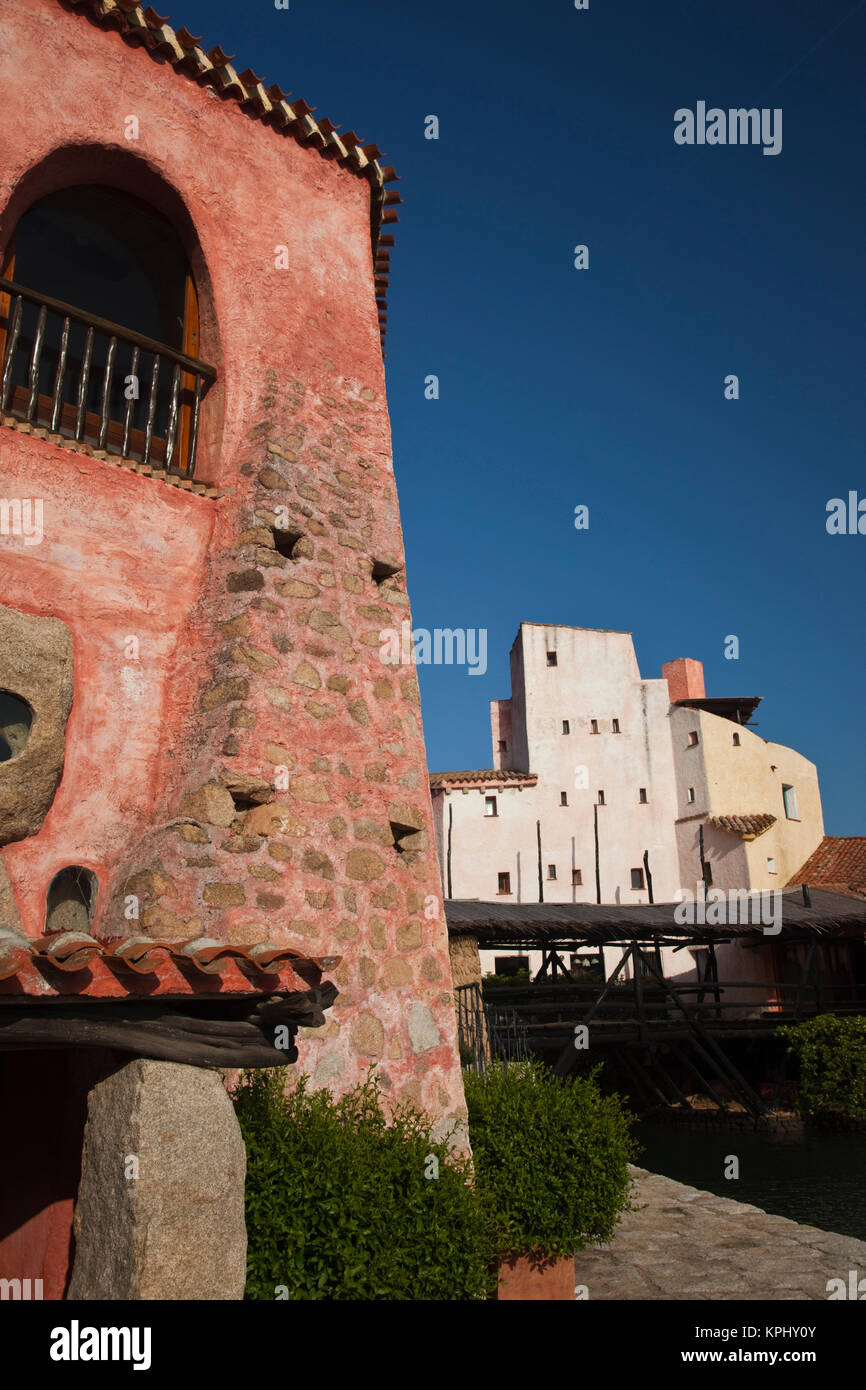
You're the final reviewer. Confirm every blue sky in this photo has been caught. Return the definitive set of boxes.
[182,0,865,833]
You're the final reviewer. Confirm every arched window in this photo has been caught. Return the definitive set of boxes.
[0,186,215,475]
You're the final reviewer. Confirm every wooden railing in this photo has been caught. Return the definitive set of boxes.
[0,277,216,477]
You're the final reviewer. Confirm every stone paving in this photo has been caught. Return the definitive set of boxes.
[573,1166,866,1300]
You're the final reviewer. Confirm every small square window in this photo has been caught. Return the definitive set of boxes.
[572,868,583,886]
[688,730,699,747]
[546,652,558,667]
[590,719,599,734]
[498,739,507,752]
[562,719,570,735]
[612,718,620,733]
[639,788,647,803]
[560,791,568,806]
[484,796,498,817]
[687,787,695,803]
[767,857,777,874]
[497,871,511,894]
[597,789,605,805]
[732,732,740,746]
[782,784,798,820]
[630,868,645,890]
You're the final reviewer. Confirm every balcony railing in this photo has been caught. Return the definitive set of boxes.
[0,277,216,478]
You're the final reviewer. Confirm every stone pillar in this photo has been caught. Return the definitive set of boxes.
[68,1059,247,1300]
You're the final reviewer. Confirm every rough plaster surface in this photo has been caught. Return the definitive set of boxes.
[68,1059,247,1300]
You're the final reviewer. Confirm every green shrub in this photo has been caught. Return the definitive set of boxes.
[464,1059,637,1260]
[232,1068,497,1300]
[483,969,530,987]
[780,1014,866,1118]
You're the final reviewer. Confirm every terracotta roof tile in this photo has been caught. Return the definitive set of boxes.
[788,837,866,896]
[708,813,776,838]
[0,929,338,998]
[429,769,538,789]
[60,0,396,351]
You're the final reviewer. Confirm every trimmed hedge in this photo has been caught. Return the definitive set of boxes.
[233,1069,496,1300]
[780,1014,866,1119]
[464,1059,637,1260]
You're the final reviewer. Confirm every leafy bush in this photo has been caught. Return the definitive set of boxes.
[464,1059,637,1260]
[483,969,530,987]
[780,1014,866,1119]
[232,1069,497,1300]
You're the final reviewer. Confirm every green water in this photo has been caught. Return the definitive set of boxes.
[634,1122,866,1240]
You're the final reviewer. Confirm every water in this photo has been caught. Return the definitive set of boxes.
[634,1121,866,1240]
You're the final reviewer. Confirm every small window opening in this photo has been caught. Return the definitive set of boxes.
[590,719,599,734]
[782,784,798,820]
[732,732,740,746]
[572,868,583,886]
[0,690,32,762]
[547,864,557,880]
[497,872,511,895]
[546,652,557,667]
[767,857,777,874]
[639,787,647,803]
[390,820,420,853]
[498,739,507,752]
[371,559,403,586]
[560,791,568,806]
[45,865,98,934]
[484,796,498,817]
[562,719,570,735]
[687,787,695,803]
[493,955,527,977]
[612,718,620,733]
[272,525,304,560]
[630,868,645,890]
[597,789,605,805]
[688,730,699,747]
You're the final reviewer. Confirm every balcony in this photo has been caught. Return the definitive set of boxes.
[0,276,216,478]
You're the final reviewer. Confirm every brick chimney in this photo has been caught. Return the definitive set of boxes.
[662,658,705,703]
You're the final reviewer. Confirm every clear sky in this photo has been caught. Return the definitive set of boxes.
[181,0,865,833]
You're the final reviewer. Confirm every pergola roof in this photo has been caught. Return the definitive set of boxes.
[444,887,866,946]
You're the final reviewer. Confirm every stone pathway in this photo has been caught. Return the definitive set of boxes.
[573,1166,866,1300]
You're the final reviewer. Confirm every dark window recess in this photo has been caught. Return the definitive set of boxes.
[630,868,645,890]
[572,869,583,886]
[0,690,32,762]
[372,559,403,586]
[639,788,648,803]
[547,864,557,880]
[562,719,570,735]
[590,719,599,734]
[733,732,740,746]
[546,652,558,667]
[498,740,507,752]
[272,526,303,559]
[560,791,568,806]
[494,955,528,977]
[612,718,620,733]
[688,730,699,747]
[0,185,214,477]
[46,865,98,934]
[597,790,605,805]
[497,872,511,894]
[390,820,420,852]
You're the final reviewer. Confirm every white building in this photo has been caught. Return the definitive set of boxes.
[430,623,824,983]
